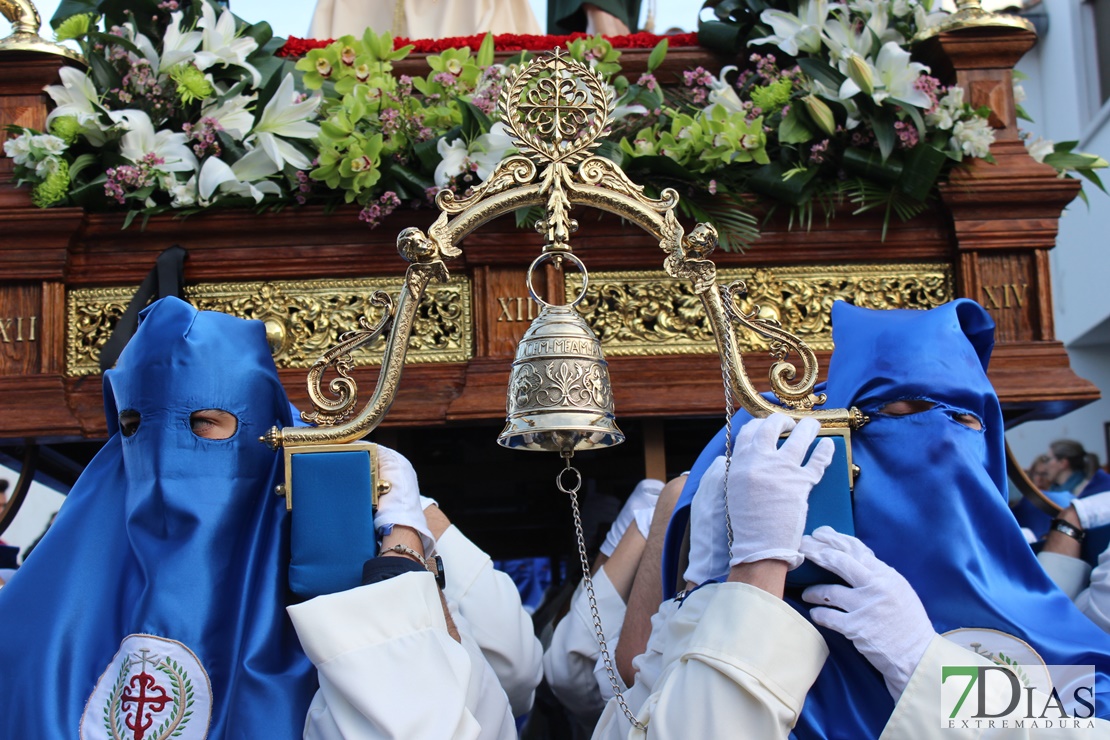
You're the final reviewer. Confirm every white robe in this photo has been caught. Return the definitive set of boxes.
[592,581,1109,739]
[438,524,544,716]
[543,567,628,728]
[288,570,516,739]
[308,0,542,40]
[1039,549,1110,633]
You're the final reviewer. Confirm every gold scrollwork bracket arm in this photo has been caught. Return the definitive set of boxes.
[262,230,457,450]
[659,218,865,430]
[299,291,395,427]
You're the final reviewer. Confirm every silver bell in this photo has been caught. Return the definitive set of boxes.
[498,255,624,453]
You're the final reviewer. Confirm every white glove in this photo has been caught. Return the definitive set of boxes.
[1072,490,1110,530]
[727,414,834,569]
[800,526,935,700]
[683,455,730,586]
[633,506,654,540]
[600,478,665,556]
[374,445,436,557]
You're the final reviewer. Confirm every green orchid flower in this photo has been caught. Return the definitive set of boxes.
[427,48,481,87]
[296,46,341,90]
[619,126,661,158]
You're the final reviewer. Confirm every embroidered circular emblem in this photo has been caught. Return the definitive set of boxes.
[943,627,1052,694]
[81,634,212,740]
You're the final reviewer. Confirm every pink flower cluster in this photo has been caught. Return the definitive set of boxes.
[682,66,717,104]
[104,37,175,119]
[358,190,402,228]
[183,117,224,159]
[104,152,165,204]
[637,73,658,93]
[893,121,919,149]
[470,67,505,117]
[914,75,944,114]
[808,139,829,165]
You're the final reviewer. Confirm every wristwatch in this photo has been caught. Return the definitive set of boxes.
[1049,518,1086,543]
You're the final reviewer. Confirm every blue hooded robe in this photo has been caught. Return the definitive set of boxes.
[663,299,1110,738]
[0,297,316,738]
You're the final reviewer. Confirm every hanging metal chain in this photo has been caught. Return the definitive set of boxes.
[559,453,647,731]
[720,304,738,552]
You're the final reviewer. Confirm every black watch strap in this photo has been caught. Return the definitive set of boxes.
[1050,518,1086,543]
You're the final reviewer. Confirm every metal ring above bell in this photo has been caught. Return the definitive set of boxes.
[526,251,589,309]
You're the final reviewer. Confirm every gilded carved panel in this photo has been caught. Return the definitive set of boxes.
[66,277,472,377]
[565,264,953,355]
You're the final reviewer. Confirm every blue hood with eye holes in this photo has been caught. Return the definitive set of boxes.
[0,297,315,738]
[664,299,1110,738]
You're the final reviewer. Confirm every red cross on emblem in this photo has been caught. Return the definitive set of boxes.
[120,650,171,740]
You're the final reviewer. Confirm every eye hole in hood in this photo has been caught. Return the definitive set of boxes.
[189,409,238,440]
[877,398,983,431]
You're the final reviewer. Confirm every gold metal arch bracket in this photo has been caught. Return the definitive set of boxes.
[0,0,86,63]
[263,47,866,455]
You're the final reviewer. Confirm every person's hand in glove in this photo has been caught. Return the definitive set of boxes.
[1072,490,1110,531]
[599,478,665,557]
[727,413,835,570]
[800,526,935,700]
[684,455,731,587]
[374,445,436,558]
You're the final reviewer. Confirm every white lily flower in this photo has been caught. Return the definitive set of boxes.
[112,110,198,173]
[161,11,203,71]
[841,42,930,109]
[873,42,931,107]
[612,103,649,121]
[434,137,469,188]
[848,0,904,45]
[914,4,948,33]
[202,90,257,139]
[193,3,261,87]
[170,177,198,207]
[245,74,321,170]
[198,148,281,204]
[822,11,873,64]
[705,65,744,115]
[1026,137,1054,164]
[433,123,518,187]
[752,0,838,57]
[470,122,515,181]
[45,67,109,143]
[128,27,164,74]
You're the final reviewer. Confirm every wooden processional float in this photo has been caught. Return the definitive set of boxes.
[0,1,1098,535]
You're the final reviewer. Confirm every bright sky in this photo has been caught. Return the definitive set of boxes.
[22,1,1022,41]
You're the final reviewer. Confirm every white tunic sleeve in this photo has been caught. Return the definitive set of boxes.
[543,567,627,723]
[1074,545,1110,633]
[287,570,505,740]
[592,582,827,739]
[1036,551,1093,601]
[437,524,544,716]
